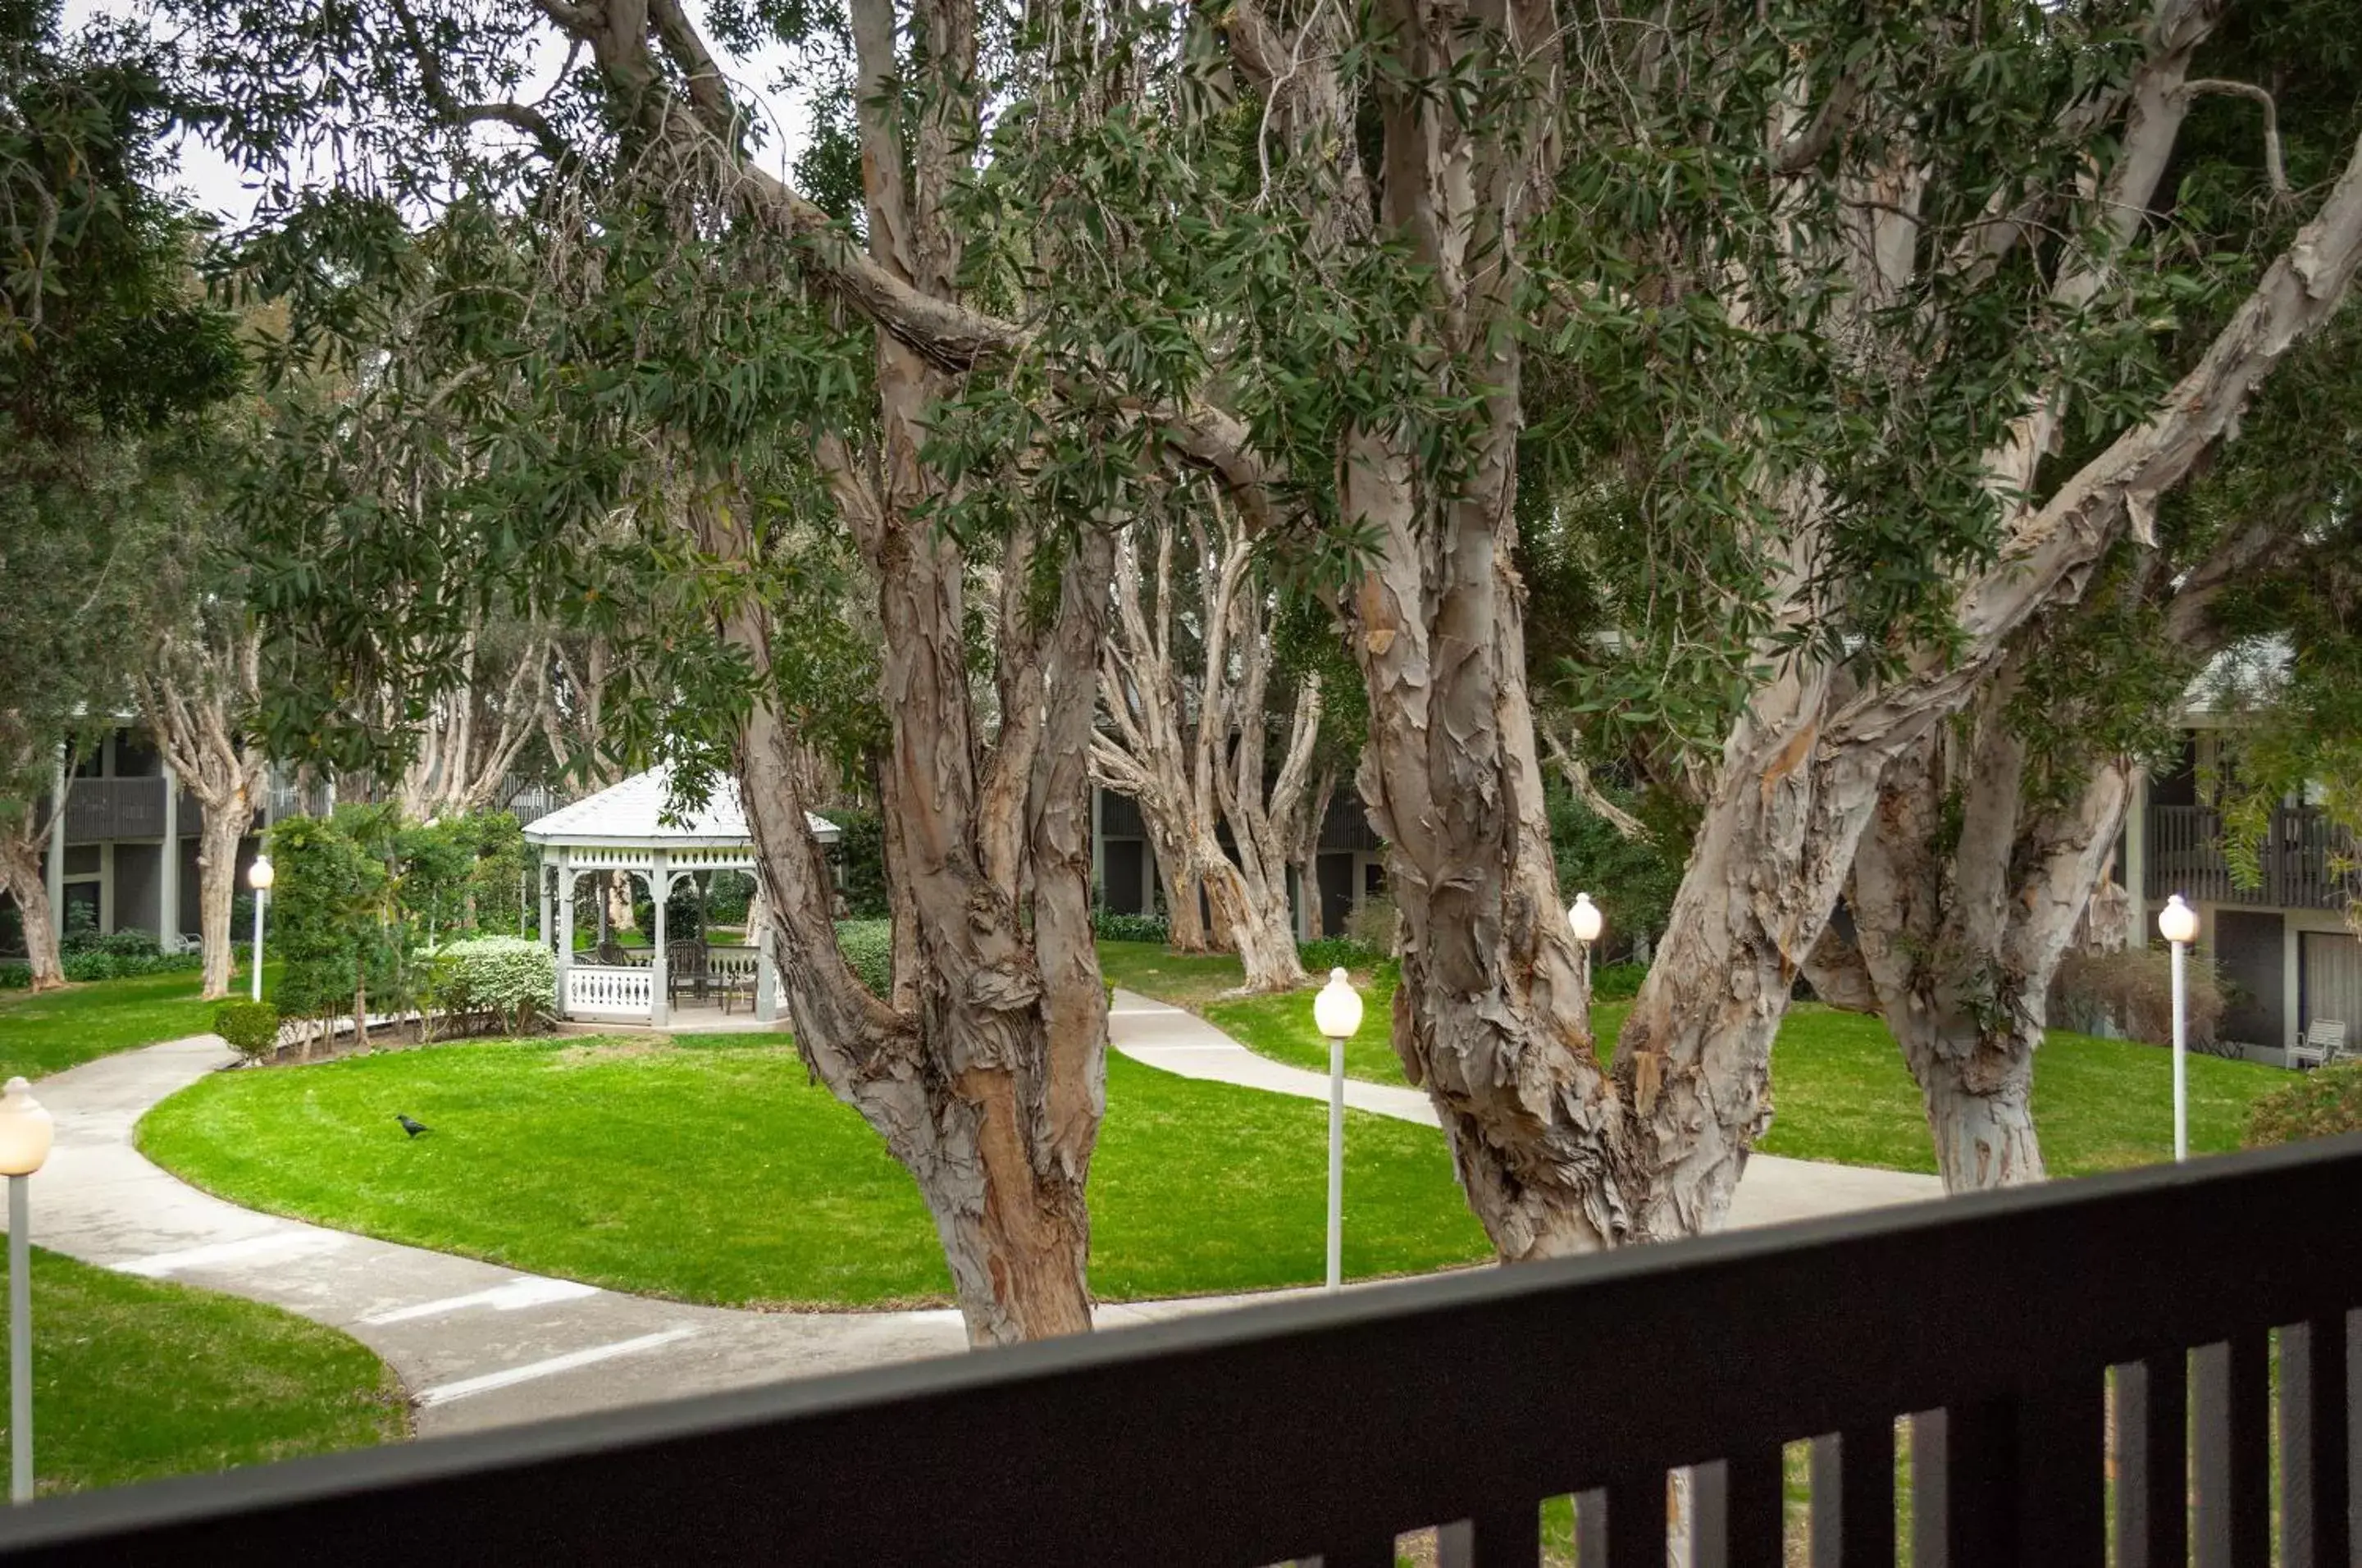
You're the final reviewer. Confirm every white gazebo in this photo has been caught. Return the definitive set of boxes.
[522,767,839,1027]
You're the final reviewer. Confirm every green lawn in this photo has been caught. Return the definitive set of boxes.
[1121,946,2286,1180]
[6,1244,404,1495]
[0,963,280,1082]
[139,1034,1491,1308]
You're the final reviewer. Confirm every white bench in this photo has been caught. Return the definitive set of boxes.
[2291,1019,2348,1070]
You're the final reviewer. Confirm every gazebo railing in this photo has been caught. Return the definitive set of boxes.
[563,964,654,1019]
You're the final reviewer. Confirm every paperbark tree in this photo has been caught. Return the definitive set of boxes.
[386,623,549,820]
[1092,499,1322,991]
[134,610,270,999]
[0,777,66,990]
[1809,509,2317,1189]
[2,2,241,986]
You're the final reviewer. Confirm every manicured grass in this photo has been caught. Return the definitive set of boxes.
[1149,951,2285,1179]
[1097,939,1288,1009]
[5,1244,404,1495]
[139,1035,1491,1307]
[0,963,280,1082]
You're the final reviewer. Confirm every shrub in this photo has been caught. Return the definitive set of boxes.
[0,902,22,957]
[213,1001,282,1063]
[427,937,557,1037]
[1092,909,1170,944]
[1300,935,1384,973]
[1593,961,1648,1001]
[2246,1063,2362,1148]
[0,964,28,990]
[1343,895,1398,955]
[61,950,201,982]
[94,927,164,957]
[835,919,894,999]
[2050,946,2227,1049]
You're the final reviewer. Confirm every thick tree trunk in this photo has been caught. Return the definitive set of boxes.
[1833,676,2138,1192]
[1156,831,1210,951]
[1201,849,1303,993]
[194,789,248,1000]
[1904,1011,2047,1190]
[0,836,63,991]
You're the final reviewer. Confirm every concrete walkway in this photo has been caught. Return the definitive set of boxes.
[11,992,1939,1438]
[16,1037,1279,1438]
[1110,990,1945,1231]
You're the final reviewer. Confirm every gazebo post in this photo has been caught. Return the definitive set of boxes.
[554,850,574,1021]
[536,855,551,949]
[755,922,777,1024]
[650,852,670,1028]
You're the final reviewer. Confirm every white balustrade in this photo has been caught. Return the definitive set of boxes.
[564,964,655,1019]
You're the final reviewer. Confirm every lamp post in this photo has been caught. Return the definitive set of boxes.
[1567,892,1603,1005]
[0,1078,54,1504]
[2159,894,2199,1163]
[1312,968,1364,1292]
[246,856,275,1004]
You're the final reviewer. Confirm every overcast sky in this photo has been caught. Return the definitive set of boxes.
[64,0,818,226]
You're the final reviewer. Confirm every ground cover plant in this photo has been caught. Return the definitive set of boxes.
[139,1036,1492,1307]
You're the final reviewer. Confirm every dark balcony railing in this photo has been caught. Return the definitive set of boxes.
[2148,801,2351,911]
[52,782,221,844]
[2,1136,2357,1566]
[57,780,169,844]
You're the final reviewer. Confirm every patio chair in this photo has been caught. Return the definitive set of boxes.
[667,940,711,1006]
[2291,1019,2349,1070]
[594,939,632,967]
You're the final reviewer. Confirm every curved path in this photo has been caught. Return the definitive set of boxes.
[6,990,1940,1438]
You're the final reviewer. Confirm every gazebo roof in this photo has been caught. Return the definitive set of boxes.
[521,766,840,850]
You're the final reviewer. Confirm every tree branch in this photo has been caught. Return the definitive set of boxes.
[1772,69,1863,175]
[2178,79,2288,197]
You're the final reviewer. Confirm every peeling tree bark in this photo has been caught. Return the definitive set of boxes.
[135,621,269,1000]
[1817,519,2292,1191]
[0,826,62,991]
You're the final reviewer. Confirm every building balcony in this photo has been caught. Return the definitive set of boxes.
[5,1135,2354,1564]
[2145,802,2350,911]
[52,780,213,846]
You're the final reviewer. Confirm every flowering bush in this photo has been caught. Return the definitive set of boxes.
[426,937,555,1038]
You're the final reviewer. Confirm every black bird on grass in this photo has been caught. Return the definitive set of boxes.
[395,1114,431,1138]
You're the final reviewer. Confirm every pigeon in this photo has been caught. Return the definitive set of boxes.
[395,1114,431,1138]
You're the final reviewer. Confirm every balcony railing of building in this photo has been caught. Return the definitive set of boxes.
[52,780,209,845]
[2,1135,2355,1566]
[2147,801,2351,911]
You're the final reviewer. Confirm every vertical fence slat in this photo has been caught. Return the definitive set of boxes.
[1810,1424,1895,1568]
[1603,1474,1666,1566]
[2194,1336,2273,1568]
[1721,1450,1785,1568]
[1434,1507,1539,1568]
[1574,1488,1607,1566]
[1693,1463,1727,1568]
[2281,1315,2351,1568]
[1913,1400,2017,1566]
[2013,1373,2104,1564]
[2116,1353,2189,1568]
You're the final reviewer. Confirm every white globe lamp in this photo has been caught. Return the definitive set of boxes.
[1311,968,1361,1292]
[0,1077,51,1504]
[2159,894,2197,1164]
